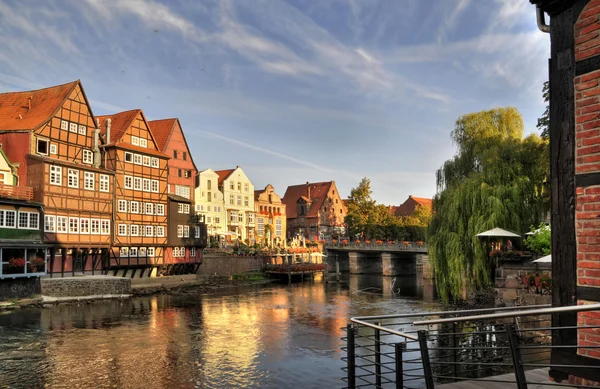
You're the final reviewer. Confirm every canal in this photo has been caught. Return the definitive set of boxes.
[0,275,440,389]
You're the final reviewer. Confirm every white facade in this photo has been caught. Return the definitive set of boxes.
[194,169,226,237]
[218,167,255,242]
[0,148,17,186]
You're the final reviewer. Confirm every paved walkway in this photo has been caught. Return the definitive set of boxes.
[436,369,572,389]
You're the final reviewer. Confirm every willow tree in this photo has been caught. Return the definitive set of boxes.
[428,107,549,302]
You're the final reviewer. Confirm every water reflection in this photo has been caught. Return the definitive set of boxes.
[0,275,441,388]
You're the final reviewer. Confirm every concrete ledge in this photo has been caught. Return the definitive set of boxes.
[42,294,131,303]
[41,275,131,297]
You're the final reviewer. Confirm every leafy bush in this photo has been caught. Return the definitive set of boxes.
[522,272,552,295]
[524,223,551,256]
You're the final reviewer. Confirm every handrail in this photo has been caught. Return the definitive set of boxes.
[351,318,418,341]
[413,303,600,326]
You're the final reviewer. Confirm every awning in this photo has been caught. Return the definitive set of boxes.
[476,228,521,238]
[533,254,551,263]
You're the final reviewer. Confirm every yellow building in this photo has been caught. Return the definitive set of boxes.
[194,168,226,239]
[254,184,286,247]
[215,166,255,243]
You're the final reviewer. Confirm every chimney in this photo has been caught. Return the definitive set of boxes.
[105,118,111,144]
[307,182,311,200]
[93,128,101,168]
[28,96,32,110]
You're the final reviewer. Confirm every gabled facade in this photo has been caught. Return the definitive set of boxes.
[393,196,433,217]
[282,181,347,240]
[0,81,114,275]
[254,184,286,247]
[194,169,226,238]
[97,110,169,272]
[215,166,255,242]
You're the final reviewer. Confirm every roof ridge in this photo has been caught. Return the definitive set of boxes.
[0,80,79,97]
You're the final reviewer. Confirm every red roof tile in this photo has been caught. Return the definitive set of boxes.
[394,195,433,217]
[0,81,78,132]
[96,109,140,145]
[282,181,334,219]
[147,118,176,152]
[215,169,235,185]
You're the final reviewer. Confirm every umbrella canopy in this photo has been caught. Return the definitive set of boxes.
[525,225,551,236]
[476,228,521,238]
[533,254,551,263]
[310,253,328,257]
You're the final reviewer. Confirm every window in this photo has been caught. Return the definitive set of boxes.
[184,204,190,214]
[80,218,90,234]
[177,225,183,238]
[215,217,220,224]
[84,172,94,190]
[139,138,147,148]
[248,213,254,224]
[139,247,146,257]
[37,138,49,155]
[53,216,66,233]
[143,156,150,166]
[230,211,238,223]
[173,247,180,257]
[206,216,212,223]
[78,125,86,135]
[207,180,212,190]
[131,136,139,146]
[215,206,221,213]
[230,181,235,190]
[238,213,243,223]
[178,169,182,177]
[130,201,139,214]
[69,123,77,133]
[183,152,187,161]
[237,195,242,206]
[244,183,249,193]
[130,225,139,236]
[142,178,150,192]
[156,226,165,237]
[178,203,184,213]
[120,247,129,257]
[134,177,141,190]
[101,220,110,235]
[2,210,15,228]
[257,217,265,236]
[190,247,196,257]
[175,185,189,198]
[183,170,189,178]
[50,166,62,185]
[275,219,282,237]
[173,150,178,159]
[229,195,234,205]
[152,180,159,193]
[147,247,155,257]
[195,226,200,238]
[68,169,79,188]
[129,247,138,257]
[125,152,133,162]
[124,176,133,189]
[61,120,68,130]
[196,204,203,212]
[151,157,159,168]
[207,205,211,212]
[118,200,127,213]
[91,219,100,234]
[145,203,153,215]
[44,215,56,232]
[118,224,127,236]
[237,182,241,191]
[50,144,57,154]
[69,217,79,233]
[82,150,93,164]
[100,175,109,192]
[244,196,249,207]
[145,225,153,236]
[133,154,142,165]
[156,204,165,215]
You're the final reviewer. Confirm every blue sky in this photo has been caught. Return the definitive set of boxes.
[0,0,549,205]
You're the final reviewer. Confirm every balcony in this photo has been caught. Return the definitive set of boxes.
[0,183,33,201]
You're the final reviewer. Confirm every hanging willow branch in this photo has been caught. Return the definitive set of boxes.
[428,107,549,302]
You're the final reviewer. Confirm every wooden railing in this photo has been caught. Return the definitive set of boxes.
[0,183,33,201]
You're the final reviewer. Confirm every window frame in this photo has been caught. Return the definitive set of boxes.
[91,219,100,234]
[101,220,110,235]
[57,216,68,233]
[130,225,139,236]
[99,175,110,192]
[44,215,56,232]
[67,169,79,188]
[142,156,150,166]
[82,149,93,164]
[118,200,128,213]
[156,204,165,216]
[37,138,49,155]
[50,166,62,186]
[80,218,90,234]
[133,154,142,165]
[131,136,139,146]
[69,217,79,234]
[145,225,153,237]
[124,175,133,189]
[84,171,95,190]
[130,201,139,214]
[118,224,127,236]
[151,157,159,168]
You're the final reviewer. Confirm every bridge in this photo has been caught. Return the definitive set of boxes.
[323,242,429,276]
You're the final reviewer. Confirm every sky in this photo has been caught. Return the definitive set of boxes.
[0,0,550,205]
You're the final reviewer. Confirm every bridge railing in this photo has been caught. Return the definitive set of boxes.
[325,241,427,251]
[343,303,600,388]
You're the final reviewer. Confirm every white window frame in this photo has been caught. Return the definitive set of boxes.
[130,225,139,236]
[131,136,139,146]
[124,176,133,189]
[124,152,133,163]
[69,123,78,133]
[184,225,189,238]
[151,180,159,193]
[133,154,142,165]
[78,125,86,135]
[80,218,90,234]
[84,172,95,190]
[145,203,153,215]
[139,138,147,148]
[101,220,110,235]
[118,200,127,213]
[145,225,153,237]
[156,226,165,237]
[156,204,165,216]
[143,178,150,192]
[50,166,62,186]
[50,144,57,154]
[3,210,16,228]
[151,157,159,168]
[118,224,127,236]
[178,225,184,238]
[60,120,68,130]
[91,219,100,234]
[129,247,138,257]
[57,216,68,233]
[184,204,190,214]
[130,201,139,214]
[134,177,142,191]
[244,183,249,193]
[139,247,147,257]
[120,247,129,257]
[82,149,93,164]
[143,156,150,166]
[99,175,109,192]
[215,216,220,224]
[178,203,184,213]
[147,247,155,257]
[68,169,79,188]
[69,217,79,234]
[195,226,200,238]
[44,215,56,232]
[37,138,49,155]
[275,219,282,237]
[190,247,196,257]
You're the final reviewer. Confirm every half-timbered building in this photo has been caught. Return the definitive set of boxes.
[97,110,169,276]
[0,81,114,275]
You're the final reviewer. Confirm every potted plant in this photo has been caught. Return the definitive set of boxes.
[28,257,45,273]
[7,257,26,274]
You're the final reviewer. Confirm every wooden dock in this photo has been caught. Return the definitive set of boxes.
[436,369,572,389]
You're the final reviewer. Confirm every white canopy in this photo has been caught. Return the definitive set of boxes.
[476,228,521,238]
[525,225,551,236]
[533,254,551,263]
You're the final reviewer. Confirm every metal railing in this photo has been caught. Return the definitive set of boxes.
[343,303,600,388]
[326,241,428,252]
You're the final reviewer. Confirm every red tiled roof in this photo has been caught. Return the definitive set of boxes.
[282,181,333,219]
[147,118,176,152]
[97,109,140,145]
[215,169,235,185]
[411,196,432,208]
[394,195,433,217]
[0,81,78,132]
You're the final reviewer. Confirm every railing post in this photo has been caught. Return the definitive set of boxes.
[395,342,406,389]
[418,330,435,389]
[347,324,356,389]
[451,322,458,381]
[375,323,382,388]
[505,324,527,389]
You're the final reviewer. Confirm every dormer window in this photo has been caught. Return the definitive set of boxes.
[139,138,147,148]
[131,136,139,146]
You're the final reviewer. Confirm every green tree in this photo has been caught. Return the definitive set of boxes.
[428,107,550,302]
[537,81,549,140]
[524,223,551,256]
[345,178,376,238]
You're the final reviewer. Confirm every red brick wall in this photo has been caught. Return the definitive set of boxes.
[575,1,600,362]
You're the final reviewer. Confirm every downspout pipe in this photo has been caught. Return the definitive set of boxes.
[536,5,550,33]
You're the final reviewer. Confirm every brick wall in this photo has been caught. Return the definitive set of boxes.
[575,1,600,362]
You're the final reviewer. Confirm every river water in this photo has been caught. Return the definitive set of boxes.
[0,275,440,389]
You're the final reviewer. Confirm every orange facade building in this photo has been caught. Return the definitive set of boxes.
[0,81,114,275]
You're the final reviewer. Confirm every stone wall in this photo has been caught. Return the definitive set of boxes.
[41,276,131,297]
[0,278,41,301]
[197,255,264,277]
